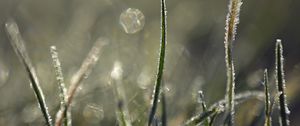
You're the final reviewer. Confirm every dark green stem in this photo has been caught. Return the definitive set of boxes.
[275,40,289,126]
[148,0,167,125]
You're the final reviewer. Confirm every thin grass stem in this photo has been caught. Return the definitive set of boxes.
[55,38,108,126]
[263,69,272,126]
[275,39,289,126]
[184,106,223,126]
[148,0,167,125]
[223,0,242,125]
[50,46,70,126]
[198,91,209,126]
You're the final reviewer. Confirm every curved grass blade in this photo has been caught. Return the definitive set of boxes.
[184,106,224,126]
[5,19,53,126]
[209,91,264,110]
[263,69,271,126]
[148,0,167,125]
[185,91,264,126]
[275,39,289,126]
[50,46,71,126]
[55,38,108,126]
[223,0,242,125]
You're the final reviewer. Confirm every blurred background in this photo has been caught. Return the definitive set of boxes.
[0,0,299,125]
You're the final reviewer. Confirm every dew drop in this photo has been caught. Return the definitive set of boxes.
[119,8,145,34]
[83,103,104,123]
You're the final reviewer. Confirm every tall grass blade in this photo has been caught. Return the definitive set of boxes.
[148,0,167,125]
[5,19,53,126]
[55,38,108,126]
[263,69,272,126]
[275,39,289,126]
[50,46,71,126]
[223,0,242,125]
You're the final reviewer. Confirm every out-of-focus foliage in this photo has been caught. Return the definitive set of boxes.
[0,0,299,125]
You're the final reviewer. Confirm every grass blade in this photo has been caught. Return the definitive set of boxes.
[184,106,224,126]
[50,46,71,126]
[209,113,218,126]
[223,0,242,125]
[5,19,53,126]
[55,37,108,126]
[263,69,272,126]
[275,39,290,126]
[148,0,167,125]
[198,91,209,126]
[185,91,264,126]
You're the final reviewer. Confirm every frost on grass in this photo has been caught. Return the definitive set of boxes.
[50,46,67,106]
[55,37,109,126]
[5,19,53,126]
[275,39,290,126]
[263,69,272,126]
[223,0,242,125]
[148,0,167,125]
[120,8,145,34]
[50,46,71,126]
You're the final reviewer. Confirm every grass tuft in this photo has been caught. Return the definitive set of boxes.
[223,0,242,125]
[275,39,289,126]
[5,19,53,126]
[148,0,167,125]
[55,38,108,126]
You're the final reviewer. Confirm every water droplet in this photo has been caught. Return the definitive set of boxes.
[83,103,104,123]
[0,62,9,87]
[119,8,145,34]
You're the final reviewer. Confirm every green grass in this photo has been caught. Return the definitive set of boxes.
[50,46,70,126]
[263,69,271,126]
[4,0,292,126]
[5,19,53,126]
[275,40,290,126]
[148,0,167,125]
[223,0,242,125]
